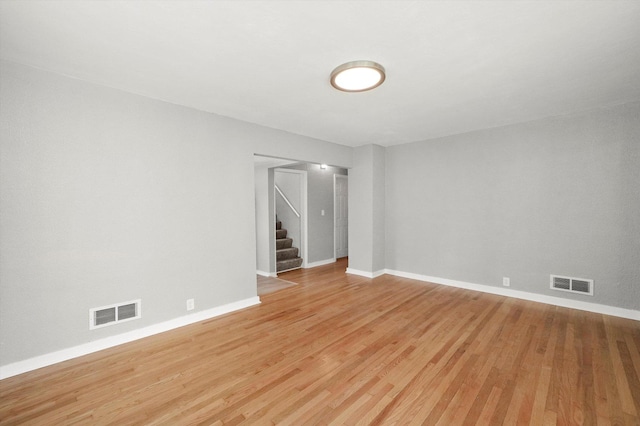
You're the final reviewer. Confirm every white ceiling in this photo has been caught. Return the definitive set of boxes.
[1,1,639,147]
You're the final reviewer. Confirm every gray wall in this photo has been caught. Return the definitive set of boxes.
[349,144,386,273]
[2,58,637,369]
[0,60,352,365]
[283,163,348,263]
[254,165,272,274]
[386,102,640,310]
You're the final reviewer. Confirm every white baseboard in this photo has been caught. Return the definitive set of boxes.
[384,269,640,321]
[0,296,261,380]
[256,270,277,277]
[305,258,336,269]
[346,268,385,279]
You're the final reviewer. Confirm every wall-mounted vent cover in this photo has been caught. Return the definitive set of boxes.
[90,299,141,330]
[550,275,593,296]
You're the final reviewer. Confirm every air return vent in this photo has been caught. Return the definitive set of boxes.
[90,299,141,330]
[550,275,593,296]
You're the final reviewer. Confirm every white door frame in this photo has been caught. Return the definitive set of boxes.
[274,168,308,268]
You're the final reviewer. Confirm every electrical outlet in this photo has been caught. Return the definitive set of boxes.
[503,277,510,287]
[186,299,195,311]
[321,209,325,216]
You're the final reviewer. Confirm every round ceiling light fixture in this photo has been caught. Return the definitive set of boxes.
[330,60,386,92]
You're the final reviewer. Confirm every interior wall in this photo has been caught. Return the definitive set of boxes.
[0,60,353,366]
[5,56,635,372]
[254,165,271,275]
[385,101,640,310]
[371,145,386,272]
[348,144,386,274]
[282,163,348,264]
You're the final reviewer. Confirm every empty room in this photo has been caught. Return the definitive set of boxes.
[1,1,639,424]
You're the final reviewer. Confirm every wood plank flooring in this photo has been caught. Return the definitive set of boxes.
[1,258,639,425]
[257,275,298,296]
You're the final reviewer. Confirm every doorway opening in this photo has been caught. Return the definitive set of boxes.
[253,155,348,292]
[274,167,307,273]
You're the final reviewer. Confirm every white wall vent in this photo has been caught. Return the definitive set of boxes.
[550,275,593,296]
[89,299,141,330]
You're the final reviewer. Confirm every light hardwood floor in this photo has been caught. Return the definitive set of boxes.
[257,275,298,296]
[1,258,639,425]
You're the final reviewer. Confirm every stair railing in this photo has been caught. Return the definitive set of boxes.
[275,184,300,218]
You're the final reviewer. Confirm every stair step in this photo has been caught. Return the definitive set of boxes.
[276,238,293,250]
[276,220,282,230]
[277,247,299,261]
[277,257,303,272]
[276,229,287,239]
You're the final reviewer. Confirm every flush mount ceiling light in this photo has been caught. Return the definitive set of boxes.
[330,60,385,92]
